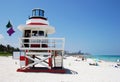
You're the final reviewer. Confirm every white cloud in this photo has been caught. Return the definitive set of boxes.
[0,34,4,39]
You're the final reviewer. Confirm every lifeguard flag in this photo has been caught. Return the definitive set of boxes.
[6,21,12,28]
[6,21,15,36]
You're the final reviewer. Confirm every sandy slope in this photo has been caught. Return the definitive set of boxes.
[0,56,120,82]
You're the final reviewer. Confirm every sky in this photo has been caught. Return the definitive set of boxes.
[0,0,120,55]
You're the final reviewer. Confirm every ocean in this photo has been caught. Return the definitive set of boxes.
[86,55,120,62]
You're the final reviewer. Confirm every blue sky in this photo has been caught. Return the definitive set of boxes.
[0,0,120,55]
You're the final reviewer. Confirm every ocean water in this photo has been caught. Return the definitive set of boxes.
[86,55,120,62]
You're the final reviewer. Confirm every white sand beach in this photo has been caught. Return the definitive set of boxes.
[0,56,120,82]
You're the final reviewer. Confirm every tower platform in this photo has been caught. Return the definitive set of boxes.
[17,67,66,73]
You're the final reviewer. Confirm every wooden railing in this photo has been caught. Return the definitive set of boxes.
[19,37,65,50]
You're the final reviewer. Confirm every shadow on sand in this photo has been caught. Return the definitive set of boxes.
[65,68,78,74]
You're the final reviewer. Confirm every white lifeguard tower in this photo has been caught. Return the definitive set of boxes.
[15,8,65,73]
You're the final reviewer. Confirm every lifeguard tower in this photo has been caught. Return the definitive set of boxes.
[16,8,65,73]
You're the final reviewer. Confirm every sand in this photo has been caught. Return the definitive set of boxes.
[0,56,120,82]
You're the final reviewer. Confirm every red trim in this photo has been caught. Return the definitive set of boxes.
[25,57,29,66]
[27,23,47,25]
[17,68,66,73]
[31,44,40,47]
[20,56,25,61]
[55,51,58,56]
[42,44,48,48]
[48,58,52,67]
[26,50,28,52]
[31,44,48,48]
[48,50,52,67]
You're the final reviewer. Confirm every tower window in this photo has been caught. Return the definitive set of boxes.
[39,31,44,36]
[24,30,31,37]
[31,30,44,37]
[40,10,44,17]
[32,9,44,17]
[32,31,38,36]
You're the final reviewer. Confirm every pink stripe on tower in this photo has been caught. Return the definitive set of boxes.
[27,23,47,25]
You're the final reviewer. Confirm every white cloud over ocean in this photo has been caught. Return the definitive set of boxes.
[0,34,4,39]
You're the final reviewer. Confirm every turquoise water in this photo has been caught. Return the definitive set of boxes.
[86,55,120,62]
